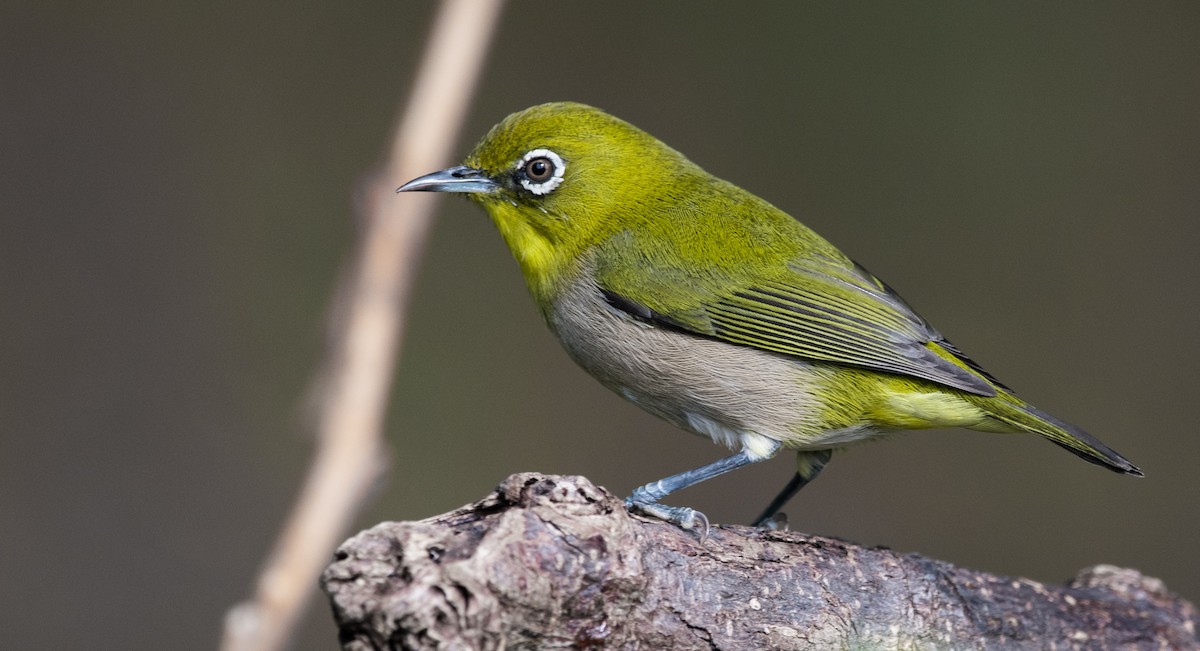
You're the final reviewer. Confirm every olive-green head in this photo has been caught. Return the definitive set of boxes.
[398,102,701,295]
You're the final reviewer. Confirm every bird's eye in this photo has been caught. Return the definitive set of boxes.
[525,157,552,182]
[515,148,565,196]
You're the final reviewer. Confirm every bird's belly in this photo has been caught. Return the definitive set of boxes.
[548,275,841,453]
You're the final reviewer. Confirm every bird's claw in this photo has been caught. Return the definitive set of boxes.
[624,498,711,542]
[754,512,790,531]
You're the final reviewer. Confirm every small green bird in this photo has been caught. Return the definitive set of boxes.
[399,102,1141,532]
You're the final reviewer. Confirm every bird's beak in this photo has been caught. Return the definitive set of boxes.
[396,165,499,194]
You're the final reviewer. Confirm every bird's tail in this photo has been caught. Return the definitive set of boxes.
[973,395,1142,476]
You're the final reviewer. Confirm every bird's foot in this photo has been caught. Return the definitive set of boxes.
[624,496,710,542]
[753,512,790,531]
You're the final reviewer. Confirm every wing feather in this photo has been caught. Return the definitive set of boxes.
[599,252,997,396]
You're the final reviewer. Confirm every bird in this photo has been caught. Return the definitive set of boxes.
[397,102,1141,534]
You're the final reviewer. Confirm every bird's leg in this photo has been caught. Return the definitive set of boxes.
[626,440,781,538]
[751,449,833,528]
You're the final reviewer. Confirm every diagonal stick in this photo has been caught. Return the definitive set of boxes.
[220,2,506,649]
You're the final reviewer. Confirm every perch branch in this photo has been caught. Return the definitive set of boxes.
[324,473,1198,651]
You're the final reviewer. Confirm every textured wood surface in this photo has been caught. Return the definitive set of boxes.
[322,473,1198,650]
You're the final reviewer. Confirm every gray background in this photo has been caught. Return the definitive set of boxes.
[3,2,1197,648]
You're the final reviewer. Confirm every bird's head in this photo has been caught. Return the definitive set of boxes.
[399,102,701,295]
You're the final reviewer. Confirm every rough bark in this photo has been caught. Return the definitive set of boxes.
[322,473,1198,650]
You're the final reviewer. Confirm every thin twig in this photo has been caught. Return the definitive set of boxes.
[219,2,505,650]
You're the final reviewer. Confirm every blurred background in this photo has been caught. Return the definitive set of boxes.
[3,1,1198,648]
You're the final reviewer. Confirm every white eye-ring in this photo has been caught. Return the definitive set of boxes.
[516,148,565,195]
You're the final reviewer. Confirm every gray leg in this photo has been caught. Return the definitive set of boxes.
[751,449,832,528]
[626,440,781,536]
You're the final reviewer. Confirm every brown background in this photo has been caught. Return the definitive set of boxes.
[3,2,1197,648]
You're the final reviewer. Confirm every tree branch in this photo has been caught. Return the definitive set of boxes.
[323,473,1198,650]
[219,2,505,650]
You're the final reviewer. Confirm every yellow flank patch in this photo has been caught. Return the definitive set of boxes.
[873,391,987,430]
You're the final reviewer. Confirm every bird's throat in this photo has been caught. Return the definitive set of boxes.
[484,203,567,302]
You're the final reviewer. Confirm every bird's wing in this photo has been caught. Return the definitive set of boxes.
[597,249,998,397]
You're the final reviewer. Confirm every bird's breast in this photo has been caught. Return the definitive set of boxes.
[547,268,848,451]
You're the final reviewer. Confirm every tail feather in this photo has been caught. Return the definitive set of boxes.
[977,397,1142,476]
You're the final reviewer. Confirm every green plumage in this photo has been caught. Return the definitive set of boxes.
[398,102,1140,528]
